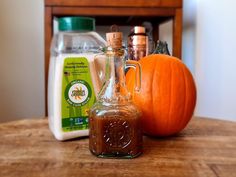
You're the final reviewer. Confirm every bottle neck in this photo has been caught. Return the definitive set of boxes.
[98,47,130,103]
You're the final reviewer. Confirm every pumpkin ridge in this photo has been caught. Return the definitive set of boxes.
[180,63,188,130]
[184,67,196,127]
[167,59,173,134]
[151,57,159,134]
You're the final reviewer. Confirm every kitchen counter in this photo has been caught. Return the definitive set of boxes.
[0,117,236,177]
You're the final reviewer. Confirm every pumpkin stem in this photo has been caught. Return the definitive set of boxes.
[153,40,170,55]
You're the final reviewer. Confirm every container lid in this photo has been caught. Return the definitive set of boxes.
[106,32,123,48]
[58,17,95,31]
[132,26,146,34]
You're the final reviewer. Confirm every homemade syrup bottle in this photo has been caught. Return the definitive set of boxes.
[89,31,142,158]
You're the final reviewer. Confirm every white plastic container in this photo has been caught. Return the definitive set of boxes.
[48,17,106,140]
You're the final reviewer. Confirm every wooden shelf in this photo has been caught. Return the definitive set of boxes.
[44,0,183,115]
[45,0,182,8]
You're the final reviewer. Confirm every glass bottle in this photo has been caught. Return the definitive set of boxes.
[89,32,142,158]
[128,26,148,61]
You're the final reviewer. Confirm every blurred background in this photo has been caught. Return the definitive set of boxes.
[0,0,235,122]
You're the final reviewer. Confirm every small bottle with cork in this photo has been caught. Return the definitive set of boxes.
[128,26,148,61]
[89,29,143,158]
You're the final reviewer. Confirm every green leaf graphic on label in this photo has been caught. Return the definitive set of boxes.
[65,80,92,107]
[61,57,95,132]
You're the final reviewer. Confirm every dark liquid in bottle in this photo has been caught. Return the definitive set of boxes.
[89,110,142,158]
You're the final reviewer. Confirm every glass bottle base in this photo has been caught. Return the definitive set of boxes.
[90,150,142,159]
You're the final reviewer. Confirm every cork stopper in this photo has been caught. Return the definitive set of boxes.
[106,32,123,48]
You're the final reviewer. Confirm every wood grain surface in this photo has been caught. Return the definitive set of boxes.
[45,0,182,8]
[0,117,236,177]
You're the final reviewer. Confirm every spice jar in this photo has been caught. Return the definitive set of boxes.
[48,17,106,140]
[128,26,148,61]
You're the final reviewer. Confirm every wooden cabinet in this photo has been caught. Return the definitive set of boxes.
[44,0,183,113]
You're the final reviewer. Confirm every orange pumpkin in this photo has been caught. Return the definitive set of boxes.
[126,54,197,136]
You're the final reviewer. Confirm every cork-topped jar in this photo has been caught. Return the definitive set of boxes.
[89,31,143,158]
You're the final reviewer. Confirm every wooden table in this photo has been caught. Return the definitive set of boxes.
[0,117,236,177]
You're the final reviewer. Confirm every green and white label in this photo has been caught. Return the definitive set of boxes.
[65,80,92,107]
[61,57,95,132]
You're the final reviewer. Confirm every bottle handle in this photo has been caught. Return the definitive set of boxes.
[126,60,141,92]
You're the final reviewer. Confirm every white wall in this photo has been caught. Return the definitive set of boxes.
[158,0,236,121]
[194,0,236,121]
[182,0,196,73]
[0,0,45,122]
